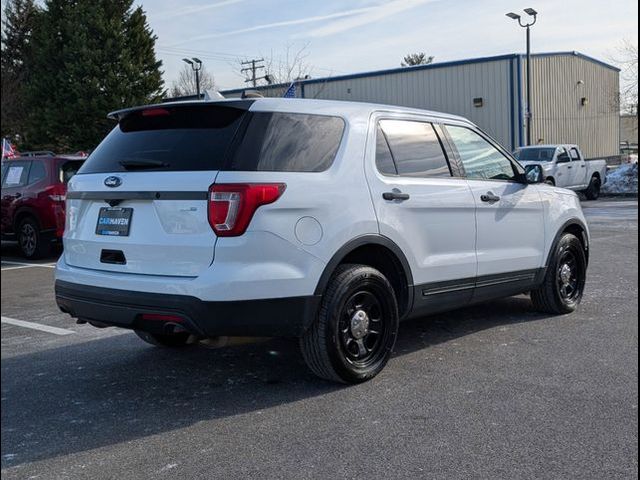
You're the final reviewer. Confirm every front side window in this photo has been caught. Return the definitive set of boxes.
[27,161,47,184]
[377,119,450,177]
[557,148,571,163]
[446,126,516,181]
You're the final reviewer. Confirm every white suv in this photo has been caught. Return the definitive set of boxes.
[55,98,589,383]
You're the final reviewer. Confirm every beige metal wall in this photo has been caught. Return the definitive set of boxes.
[227,59,516,150]
[302,59,515,149]
[526,54,620,159]
[222,53,620,158]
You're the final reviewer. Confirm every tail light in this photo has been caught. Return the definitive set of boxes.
[141,313,184,323]
[208,183,286,237]
[45,183,67,202]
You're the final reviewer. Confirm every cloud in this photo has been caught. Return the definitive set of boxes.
[167,6,376,46]
[304,0,436,38]
[152,0,244,21]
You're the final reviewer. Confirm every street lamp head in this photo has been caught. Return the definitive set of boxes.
[506,12,521,20]
[524,7,538,16]
[182,58,193,65]
[192,57,202,65]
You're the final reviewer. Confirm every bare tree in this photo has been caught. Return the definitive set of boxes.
[401,52,434,67]
[232,43,315,97]
[170,63,216,97]
[612,39,638,115]
[264,43,312,86]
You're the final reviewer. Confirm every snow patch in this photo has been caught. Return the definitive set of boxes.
[603,164,638,194]
[159,463,179,473]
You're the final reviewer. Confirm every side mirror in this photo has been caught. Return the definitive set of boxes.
[524,164,545,184]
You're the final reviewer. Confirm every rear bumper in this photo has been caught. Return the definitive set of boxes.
[55,280,320,337]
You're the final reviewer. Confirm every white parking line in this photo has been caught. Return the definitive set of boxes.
[1,261,56,271]
[1,316,75,336]
[1,265,39,271]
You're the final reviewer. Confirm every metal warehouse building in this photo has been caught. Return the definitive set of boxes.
[222,51,620,160]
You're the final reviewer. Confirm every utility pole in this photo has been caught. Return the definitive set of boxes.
[241,59,266,87]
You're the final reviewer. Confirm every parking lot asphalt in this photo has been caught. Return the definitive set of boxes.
[1,198,638,479]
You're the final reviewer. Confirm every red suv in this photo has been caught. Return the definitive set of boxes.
[1,155,85,258]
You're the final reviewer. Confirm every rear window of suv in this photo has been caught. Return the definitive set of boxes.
[79,105,345,174]
[79,105,247,174]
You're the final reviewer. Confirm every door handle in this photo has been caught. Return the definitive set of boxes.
[382,190,410,201]
[567,165,572,169]
[581,165,586,168]
[480,192,500,203]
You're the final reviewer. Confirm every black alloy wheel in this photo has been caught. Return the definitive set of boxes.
[531,233,587,314]
[300,264,399,383]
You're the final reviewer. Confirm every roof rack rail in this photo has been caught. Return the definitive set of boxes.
[19,150,55,157]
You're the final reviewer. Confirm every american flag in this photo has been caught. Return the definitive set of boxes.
[2,138,16,159]
[283,82,296,98]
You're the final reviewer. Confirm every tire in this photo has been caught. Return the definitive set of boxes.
[300,264,399,384]
[583,176,601,200]
[135,330,191,348]
[531,233,587,314]
[544,178,555,186]
[17,217,50,259]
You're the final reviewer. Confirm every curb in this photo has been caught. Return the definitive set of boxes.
[600,193,638,198]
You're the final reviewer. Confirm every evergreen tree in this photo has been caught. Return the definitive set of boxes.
[25,0,164,151]
[401,52,435,67]
[1,0,40,143]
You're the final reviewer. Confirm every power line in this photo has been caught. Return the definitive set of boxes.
[157,45,345,74]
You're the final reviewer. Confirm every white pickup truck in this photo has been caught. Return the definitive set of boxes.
[514,144,607,200]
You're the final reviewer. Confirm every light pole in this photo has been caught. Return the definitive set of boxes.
[507,8,538,146]
[182,57,203,98]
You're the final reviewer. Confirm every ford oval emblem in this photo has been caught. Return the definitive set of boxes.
[104,176,122,188]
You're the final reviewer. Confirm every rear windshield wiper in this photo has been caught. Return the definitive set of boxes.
[119,159,169,170]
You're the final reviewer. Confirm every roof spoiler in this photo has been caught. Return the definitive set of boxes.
[107,98,253,122]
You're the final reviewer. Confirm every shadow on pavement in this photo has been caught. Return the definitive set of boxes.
[1,296,554,467]
[1,241,62,263]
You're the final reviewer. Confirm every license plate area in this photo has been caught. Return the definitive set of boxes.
[96,207,133,237]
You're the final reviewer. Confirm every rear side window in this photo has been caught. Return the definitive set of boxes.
[231,112,344,172]
[377,120,451,177]
[2,161,30,187]
[569,147,581,160]
[59,160,85,183]
[27,161,47,184]
[375,125,397,175]
[79,105,248,173]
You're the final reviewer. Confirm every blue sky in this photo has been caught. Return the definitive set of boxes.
[2,0,636,90]
[143,0,638,91]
